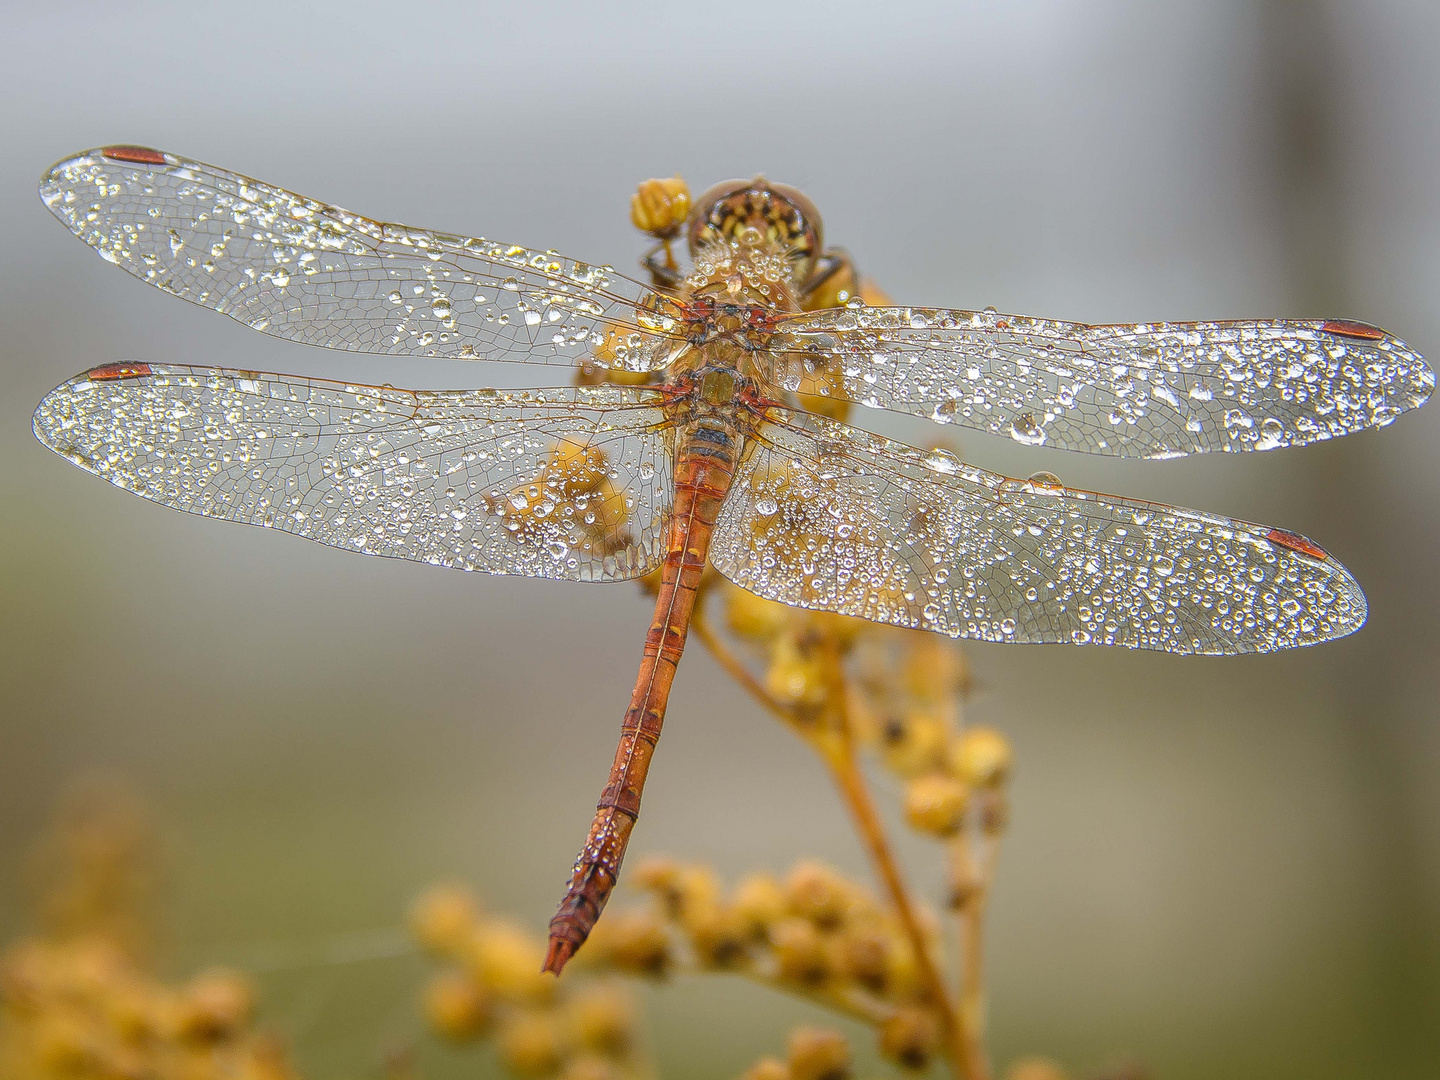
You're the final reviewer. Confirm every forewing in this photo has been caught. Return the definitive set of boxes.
[711,414,1365,654]
[774,307,1432,457]
[34,364,674,581]
[39,147,684,369]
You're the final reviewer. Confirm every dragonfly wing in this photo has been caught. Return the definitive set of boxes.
[39,147,684,369]
[773,307,1432,457]
[710,413,1365,653]
[34,364,674,582]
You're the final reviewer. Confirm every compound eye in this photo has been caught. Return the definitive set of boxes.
[764,181,824,252]
[687,178,754,250]
[686,177,826,277]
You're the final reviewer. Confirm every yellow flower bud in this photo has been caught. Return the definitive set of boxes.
[879,1007,940,1070]
[903,773,969,838]
[675,865,722,919]
[424,970,492,1041]
[546,438,609,494]
[1004,1057,1070,1080]
[577,479,631,555]
[742,1057,792,1080]
[685,904,749,969]
[770,918,830,987]
[567,983,633,1055]
[561,1054,622,1080]
[952,727,1013,788]
[409,884,479,957]
[901,637,971,705]
[726,585,792,642]
[786,1026,852,1080]
[33,1014,93,1073]
[633,855,685,912]
[857,278,893,306]
[832,922,890,993]
[792,360,853,422]
[880,709,950,777]
[588,910,671,978]
[470,920,555,1004]
[173,969,253,1043]
[808,610,864,650]
[107,984,159,1044]
[783,862,850,930]
[630,176,691,238]
[732,872,787,939]
[883,936,926,1003]
[975,789,1010,836]
[499,1011,563,1077]
[765,633,828,711]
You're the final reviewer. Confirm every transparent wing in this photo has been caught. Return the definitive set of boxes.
[39,146,685,369]
[34,364,675,581]
[773,306,1432,458]
[711,413,1365,654]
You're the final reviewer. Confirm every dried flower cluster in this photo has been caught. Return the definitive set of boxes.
[0,780,294,1080]
[412,885,648,1080]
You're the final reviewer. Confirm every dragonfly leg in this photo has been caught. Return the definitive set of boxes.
[640,241,686,291]
[796,248,854,306]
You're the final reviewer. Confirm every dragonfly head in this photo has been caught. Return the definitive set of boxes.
[688,176,823,284]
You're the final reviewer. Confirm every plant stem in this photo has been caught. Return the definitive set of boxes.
[950,835,996,1080]
[817,640,968,1080]
[693,611,969,1078]
[673,957,895,1027]
[691,614,799,733]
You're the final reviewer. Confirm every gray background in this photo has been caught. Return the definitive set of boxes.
[1,2,1437,1077]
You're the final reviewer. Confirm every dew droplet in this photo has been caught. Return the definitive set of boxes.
[1009,414,1046,446]
[1255,417,1285,450]
[924,448,959,475]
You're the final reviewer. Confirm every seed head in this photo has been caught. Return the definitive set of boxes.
[783,862,851,930]
[731,872,787,939]
[741,1056,792,1080]
[587,910,671,978]
[424,970,492,1041]
[409,884,479,958]
[952,727,1013,788]
[878,1007,941,1070]
[904,773,970,837]
[566,983,634,1056]
[769,918,830,987]
[786,1026,852,1080]
[498,1011,564,1077]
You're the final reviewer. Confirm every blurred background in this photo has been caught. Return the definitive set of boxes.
[1,1,1437,1077]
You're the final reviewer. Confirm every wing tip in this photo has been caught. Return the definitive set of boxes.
[1319,319,1433,410]
[39,145,176,201]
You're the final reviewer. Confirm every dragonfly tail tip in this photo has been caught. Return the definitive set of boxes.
[542,936,575,976]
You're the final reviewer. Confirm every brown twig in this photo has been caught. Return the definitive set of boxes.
[817,634,969,1079]
[671,955,895,1028]
[950,833,997,1080]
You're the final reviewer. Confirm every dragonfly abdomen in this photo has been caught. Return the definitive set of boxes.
[544,423,743,974]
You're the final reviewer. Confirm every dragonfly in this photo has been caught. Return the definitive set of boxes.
[32,146,1432,973]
